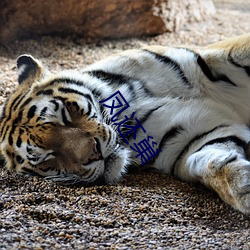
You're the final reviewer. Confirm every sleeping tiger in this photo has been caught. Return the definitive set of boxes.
[1,34,250,214]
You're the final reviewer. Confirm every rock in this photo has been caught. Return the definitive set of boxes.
[0,0,215,44]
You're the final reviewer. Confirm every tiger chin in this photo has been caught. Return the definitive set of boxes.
[1,33,250,215]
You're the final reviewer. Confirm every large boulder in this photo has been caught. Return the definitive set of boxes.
[0,0,215,44]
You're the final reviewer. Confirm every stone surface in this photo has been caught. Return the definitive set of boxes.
[0,0,215,44]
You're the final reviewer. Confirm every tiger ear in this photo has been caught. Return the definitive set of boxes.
[17,55,44,86]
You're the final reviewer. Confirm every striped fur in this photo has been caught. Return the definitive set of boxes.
[1,33,250,214]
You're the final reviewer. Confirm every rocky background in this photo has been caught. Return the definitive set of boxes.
[0,0,215,44]
[0,0,250,249]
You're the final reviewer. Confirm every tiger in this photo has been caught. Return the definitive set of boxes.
[1,33,250,214]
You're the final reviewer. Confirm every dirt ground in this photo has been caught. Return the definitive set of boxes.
[0,0,250,249]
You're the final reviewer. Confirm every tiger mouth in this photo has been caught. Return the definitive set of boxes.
[104,143,120,165]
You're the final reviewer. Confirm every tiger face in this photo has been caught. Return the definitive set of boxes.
[0,55,130,185]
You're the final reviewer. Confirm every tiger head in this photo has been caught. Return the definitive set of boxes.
[0,55,130,185]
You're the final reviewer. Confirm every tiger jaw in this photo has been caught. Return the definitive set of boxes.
[34,122,126,185]
[77,143,128,185]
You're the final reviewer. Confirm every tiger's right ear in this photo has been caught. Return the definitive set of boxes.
[17,55,44,86]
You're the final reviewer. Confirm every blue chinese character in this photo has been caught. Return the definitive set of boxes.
[130,136,162,166]
[99,90,130,122]
[114,112,146,145]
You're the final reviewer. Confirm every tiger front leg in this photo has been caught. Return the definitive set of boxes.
[176,146,250,214]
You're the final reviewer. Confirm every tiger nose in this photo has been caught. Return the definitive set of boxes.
[89,138,103,161]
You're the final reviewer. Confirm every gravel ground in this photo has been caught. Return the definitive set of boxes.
[0,0,250,249]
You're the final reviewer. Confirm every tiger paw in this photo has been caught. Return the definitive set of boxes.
[206,157,250,214]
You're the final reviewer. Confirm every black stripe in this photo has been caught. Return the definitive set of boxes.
[171,124,230,175]
[26,145,33,154]
[58,87,94,105]
[35,108,47,122]
[1,125,9,142]
[61,108,71,125]
[49,77,102,99]
[16,136,22,148]
[8,133,13,145]
[8,114,20,145]
[89,69,155,98]
[84,94,94,106]
[16,155,24,164]
[36,89,54,96]
[12,94,25,111]
[40,107,48,117]
[92,88,102,98]
[99,102,104,116]
[127,83,136,101]
[54,96,68,103]
[196,55,217,81]
[22,167,43,177]
[142,84,155,97]
[49,78,86,87]
[2,95,27,139]
[149,126,184,165]
[224,155,237,165]
[90,113,97,119]
[0,155,6,166]
[88,70,140,100]
[0,94,25,134]
[19,128,24,136]
[184,48,237,87]
[0,116,8,138]
[14,110,23,125]
[139,105,163,125]
[8,115,20,145]
[16,128,24,148]
[20,97,32,110]
[0,101,7,123]
[13,117,19,126]
[27,155,41,162]
[58,87,84,95]
[159,126,184,151]
[27,105,37,119]
[0,105,11,136]
[50,100,59,112]
[197,56,237,86]
[196,135,247,153]
[85,102,92,116]
[106,128,112,145]
[143,50,191,86]
[88,70,131,85]
[228,51,250,77]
